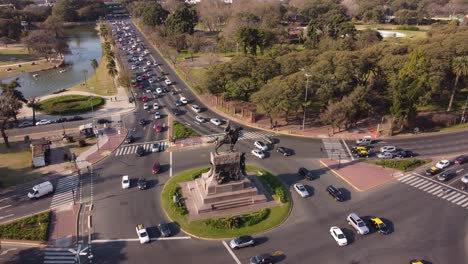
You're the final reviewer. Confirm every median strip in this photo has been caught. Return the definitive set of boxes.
[92,236,191,243]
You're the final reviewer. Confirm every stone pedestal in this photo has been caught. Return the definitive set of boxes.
[181,152,271,220]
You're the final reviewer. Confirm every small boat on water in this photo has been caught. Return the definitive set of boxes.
[59,69,67,73]
[32,74,39,78]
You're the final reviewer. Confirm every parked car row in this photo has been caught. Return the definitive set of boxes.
[251,139,293,159]
[425,155,468,184]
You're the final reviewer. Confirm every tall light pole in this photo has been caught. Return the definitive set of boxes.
[300,68,312,130]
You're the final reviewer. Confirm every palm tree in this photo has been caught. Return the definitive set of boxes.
[26,97,40,125]
[82,69,88,89]
[90,59,99,82]
[447,56,468,112]
[107,59,118,93]
[0,78,26,103]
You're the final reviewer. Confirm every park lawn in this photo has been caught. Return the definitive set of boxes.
[0,211,50,241]
[38,94,105,115]
[0,60,59,79]
[440,122,468,132]
[0,142,42,188]
[161,167,291,239]
[173,121,199,140]
[355,24,428,40]
[0,46,39,65]
[69,56,117,96]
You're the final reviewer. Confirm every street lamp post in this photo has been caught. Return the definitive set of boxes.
[300,68,312,130]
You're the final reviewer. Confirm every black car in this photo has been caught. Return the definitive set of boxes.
[56,117,68,123]
[276,147,293,156]
[158,221,171,237]
[437,171,456,181]
[69,116,84,121]
[162,87,169,93]
[139,118,146,126]
[171,90,177,95]
[136,146,145,156]
[124,135,134,144]
[326,185,344,201]
[137,177,147,190]
[172,108,181,116]
[175,100,183,106]
[97,118,111,124]
[250,253,273,264]
[395,150,414,158]
[298,167,314,180]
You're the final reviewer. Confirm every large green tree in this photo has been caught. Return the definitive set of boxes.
[447,56,468,112]
[165,4,198,34]
[0,93,23,148]
[142,2,169,27]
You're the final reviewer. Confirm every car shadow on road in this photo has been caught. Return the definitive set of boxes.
[272,253,287,263]
[341,227,356,244]
[253,236,269,246]
[168,221,182,236]
[303,184,315,197]
[339,188,352,201]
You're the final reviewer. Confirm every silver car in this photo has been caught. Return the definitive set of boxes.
[347,213,369,235]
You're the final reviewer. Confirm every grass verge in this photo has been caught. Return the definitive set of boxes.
[0,211,50,241]
[173,121,199,140]
[0,142,42,188]
[38,95,105,115]
[161,166,291,239]
[440,122,468,132]
[68,56,117,96]
[369,159,430,171]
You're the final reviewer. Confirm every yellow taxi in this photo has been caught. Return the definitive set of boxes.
[369,217,389,234]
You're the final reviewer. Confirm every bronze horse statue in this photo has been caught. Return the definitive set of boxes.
[208,121,243,155]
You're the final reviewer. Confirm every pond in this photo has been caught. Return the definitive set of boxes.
[3,24,102,99]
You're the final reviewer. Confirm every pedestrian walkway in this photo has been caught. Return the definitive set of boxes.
[50,175,79,210]
[322,138,349,160]
[115,140,169,156]
[205,130,277,142]
[43,247,75,264]
[397,174,468,209]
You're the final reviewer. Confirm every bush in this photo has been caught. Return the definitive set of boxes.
[38,95,105,115]
[78,139,86,147]
[204,209,271,230]
[171,186,188,216]
[256,170,289,203]
[396,25,420,31]
[173,121,199,139]
[372,159,430,171]
[0,211,50,241]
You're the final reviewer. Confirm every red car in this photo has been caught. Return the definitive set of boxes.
[152,162,160,174]
[142,95,147,102]
[142,74,148,80]
[154,123,162,133]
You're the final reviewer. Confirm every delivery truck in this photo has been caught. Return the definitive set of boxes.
[28,181,54,199]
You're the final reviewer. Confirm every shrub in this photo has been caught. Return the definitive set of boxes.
[257,170,289,203]
[173,121,199,139]
[0,211,50,241]
[78,139,86,147]
[38,95,105,115]
[171,186,188,216]
[396,25,420,31]
[372,159,430,171]
[204,209,271,230]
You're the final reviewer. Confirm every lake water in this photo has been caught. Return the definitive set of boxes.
[3,24,102,99]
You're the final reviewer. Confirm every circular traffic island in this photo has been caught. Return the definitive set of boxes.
[38,94,105,115]
[161,166,291,239]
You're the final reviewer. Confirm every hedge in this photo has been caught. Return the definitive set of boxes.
[371,159,430,171]
[173,121,199,140]
[396,25,420,31]
[256,169,289,203]
[38,95,105,115]
[0,211,50,241]
[204,209,270,229]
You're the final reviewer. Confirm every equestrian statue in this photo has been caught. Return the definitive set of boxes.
[208,120,243,155]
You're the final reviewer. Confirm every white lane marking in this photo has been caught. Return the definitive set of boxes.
[427,186,443,194]
[451,195,466,204]
[462,201,468,207]
[417,182,433,189]
[413,180,429,188]
[0,214,14,220]
[0,197,11,202]
[399,175,415,182]
[406,178,424,185]
[92,236,191,243]
[456,197,468,205]
[446,193,462,202]
[222,241,241,264]
[341,139,354,161]
[420,183,436,191]
[170,151,173,178]
[0,205,12,210]
[0,248,17,256]
[455,168,464,173]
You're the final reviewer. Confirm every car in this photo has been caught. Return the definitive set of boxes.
[153,102,159,109]
[154,111,161,119]
[356,137,372,146]
[249,253,273,264]
[180,97,188,104]
[18,121,34,127]
[410,260,424,264]
[156,87,162,94]
[175,100,183,106]
[172,108,182,116]
[152,161,160,174]
[195,115,206,123]
[254,141,268,151]
[142,67,148,72]
[136,224,150,244]
[437,171,456,181]
[124,135,134,144]
[347,213,369,235]
[276,146,293,156]
[142,74,148,80]
[298,167,314,180]
[326,185,344,201]
[435,159,450,169]
[229,235,255,249]
[369,217,389,235]
[293,183,309,198]
[251,149,265,159]
[36,119,52,126]
[154,123,162,133]
[162,87,169,93]
[355,149,369,158]
[377,152,394,159]
[210,118,221,126]
[97,118,111,124]
[131,64,137,70]
[138,56,143,61]
[171,89,177,95]
[164,79,172,85]
[158,221,171,237]
[395,150,414,158]
[454,155,468,165]
[146,60,152,66]
[330,226,347,246]
[56,117,68,123]
[425,166,441,176]
[148,78,154,84]
[191,104,201,113]
[139,118,146,126]
[380,146,397,153]
[151,143,161,152]
[70,116,84,121]
[137,177,147,190]
[122,175,130,189]
[136,146,145,156]
[461,174,468,184]
[136,76,143,82]
[142,95,147,102]
[351,146,372,154]
[143,103,149,110]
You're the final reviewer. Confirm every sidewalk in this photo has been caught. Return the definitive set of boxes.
[48,204,80,247]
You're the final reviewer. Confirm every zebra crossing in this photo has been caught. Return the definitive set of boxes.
[205,131,277,141]
[322,138,349,160]
[50,175,79,210]
[43,247,75,264]
[115,140,168,156]
[397,174,468,209]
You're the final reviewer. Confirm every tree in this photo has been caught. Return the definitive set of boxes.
[0,93,23,148]
[166,3,198,34]
[0,78,26,103]
[21,30,56,61]
[90,59,99,82]
[82,69,88,89]
[51,0,78,22]
[107,59,118,91]
[26,97,40,125]
[141,2,169,27]
[236,27,268,56]
[447,56,468,112]
[196,0,231,32]
[0,18,22,40]
[186,33,203,61]
[42,15,64,38]
[251,83,284,127]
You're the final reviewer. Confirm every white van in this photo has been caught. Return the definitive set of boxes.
[28,181,54,199]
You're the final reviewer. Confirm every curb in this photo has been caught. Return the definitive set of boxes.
[74,203,82,246]
[0,240,47,247]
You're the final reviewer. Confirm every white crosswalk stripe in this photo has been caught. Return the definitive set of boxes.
[321,138,349,160]
[397,173,467,209]
[115,141,168,156]
[43,248,75,264]
[50,175,79,210]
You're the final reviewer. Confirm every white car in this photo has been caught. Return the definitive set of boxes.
[195,115,206,123]
[138,57,144,61]
[210,118,221,126]
[143,103,149,110]
[293,183,309,198]
[330,226,347,246]
[191,104,201,113]
[148,78,154,84]
[380,146,397,153]
[156,87,162,94]
[251,149,265,159]
[146,60,151,65]
[131,64,137,70]
[154,111,161,119]
[145,89,152,94]
[151,143,160,153]
[435,159,450,169]
[180,97,188,104]
[461,174,468,184]
[254,141,268,151]
[36,119,52,126]
[136,224,150,244]
[153,102,159,109]
[144,50,150,55]
[164,79,172,85]
[377,152,393,159]
[122,175,130,189]
[356,137,372,146]
[142,67,148,72]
